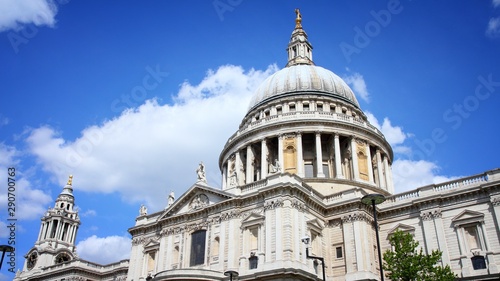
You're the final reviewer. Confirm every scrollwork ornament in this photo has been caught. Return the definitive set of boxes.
[491,196,500,206]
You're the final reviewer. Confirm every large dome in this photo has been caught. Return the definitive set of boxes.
[248,64,359,111]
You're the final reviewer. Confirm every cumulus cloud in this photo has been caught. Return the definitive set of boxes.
[366,112,407,146]
[0,143,52,220]
[25,64,276,211]
[343,72,369,102]
[77,235,131,264]
[365,113,457,193]
[486,17,500,38]
[0,0,59,32]
[392,159,459,193]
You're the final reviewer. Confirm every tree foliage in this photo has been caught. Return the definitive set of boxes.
[383,230,456,281]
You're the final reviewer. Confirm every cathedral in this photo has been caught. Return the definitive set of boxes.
[15,10,500,281]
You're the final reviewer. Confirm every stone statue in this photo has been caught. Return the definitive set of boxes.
[196,162,207,183]
[270,158,281,173]
[139,204,147,216]
[295,8,302,29]
[168,191,175,207]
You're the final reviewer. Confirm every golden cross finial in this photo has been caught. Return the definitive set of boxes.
[295,8,302,29]
[67,175,73,186]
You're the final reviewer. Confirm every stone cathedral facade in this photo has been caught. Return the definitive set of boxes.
[15,10,500,281]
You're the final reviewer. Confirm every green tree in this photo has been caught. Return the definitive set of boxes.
[383,230,456,281]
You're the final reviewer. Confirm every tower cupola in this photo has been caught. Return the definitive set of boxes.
[286,9,314,67]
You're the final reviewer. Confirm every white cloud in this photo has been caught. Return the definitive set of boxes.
[365,113,458,193]
[392,159,459,193]
[81,209,97,217]
[343,72,369,102]
[0,143,52,220]
[77,235,131,264]
[25,64,276,212]
[366,112,407,146]
[494,0,500,8]
[0,0,58,32]
[486,17,500,38]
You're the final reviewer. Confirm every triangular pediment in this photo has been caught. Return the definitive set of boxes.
[143,238,160,252]
[241,213,265,228]
[307,218,324,233]
[158,183,234,220]
[388,223,415,235]
[451,210,484,226]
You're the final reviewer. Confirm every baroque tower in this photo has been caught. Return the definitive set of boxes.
[22,176,80,272]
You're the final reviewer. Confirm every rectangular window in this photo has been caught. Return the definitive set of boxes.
[323,164,330,178]
[336,246,343,258]
[277,107,282,115]
[303,103,309,111]
[249,256,258,269]
[471,256,487,270]
[289,104,296,112]
[190,230,206,266]
[305,163,314,177]
[317,104,323,111]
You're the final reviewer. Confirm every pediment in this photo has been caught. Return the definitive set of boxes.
[388,223,415,235]
[241,213,265,228]
[307,218,324,233]
[143,238,160,252]
[158,183,234,220]
[451,210,484,226]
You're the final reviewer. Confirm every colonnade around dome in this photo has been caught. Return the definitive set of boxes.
[219,94,394,197]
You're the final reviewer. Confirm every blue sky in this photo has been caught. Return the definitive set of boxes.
[1,0,499,279]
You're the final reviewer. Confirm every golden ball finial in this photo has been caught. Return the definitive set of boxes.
[295,8,302,29]
[67,175,73,186]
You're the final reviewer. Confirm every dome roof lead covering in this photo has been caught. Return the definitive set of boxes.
[248,64,360,110]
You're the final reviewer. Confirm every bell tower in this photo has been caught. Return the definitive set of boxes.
[22,176,80,271]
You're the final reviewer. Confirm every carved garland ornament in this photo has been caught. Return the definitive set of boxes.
[341,212,370,223]
[264,199,284,210]
[420,209,442,221]
[491,196,500,206]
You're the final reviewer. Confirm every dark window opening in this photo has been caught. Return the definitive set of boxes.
[190,230,206,266]
[336,246,343,258]
[249,256,258,269]
[471,256,487,270]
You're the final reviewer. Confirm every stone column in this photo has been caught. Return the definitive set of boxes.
[315,132,325,177]
[246,145,253,184]
[366,144,374,184]
[38,222,44,241]
[278,135,284,172]
[261,139,268,178]
[383,156,393,193]
[296,132,304,177]
[235,151,242,186]
[420,209,449,266]
[351,137,359,180]
[334,134,344,179]
[222,163,227,189]
[376,150,385,189]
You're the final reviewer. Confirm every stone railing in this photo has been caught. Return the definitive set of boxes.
[227,110,384,145]
[384,172,489,204]
[39,258,129,274]
[240,179,268,193]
